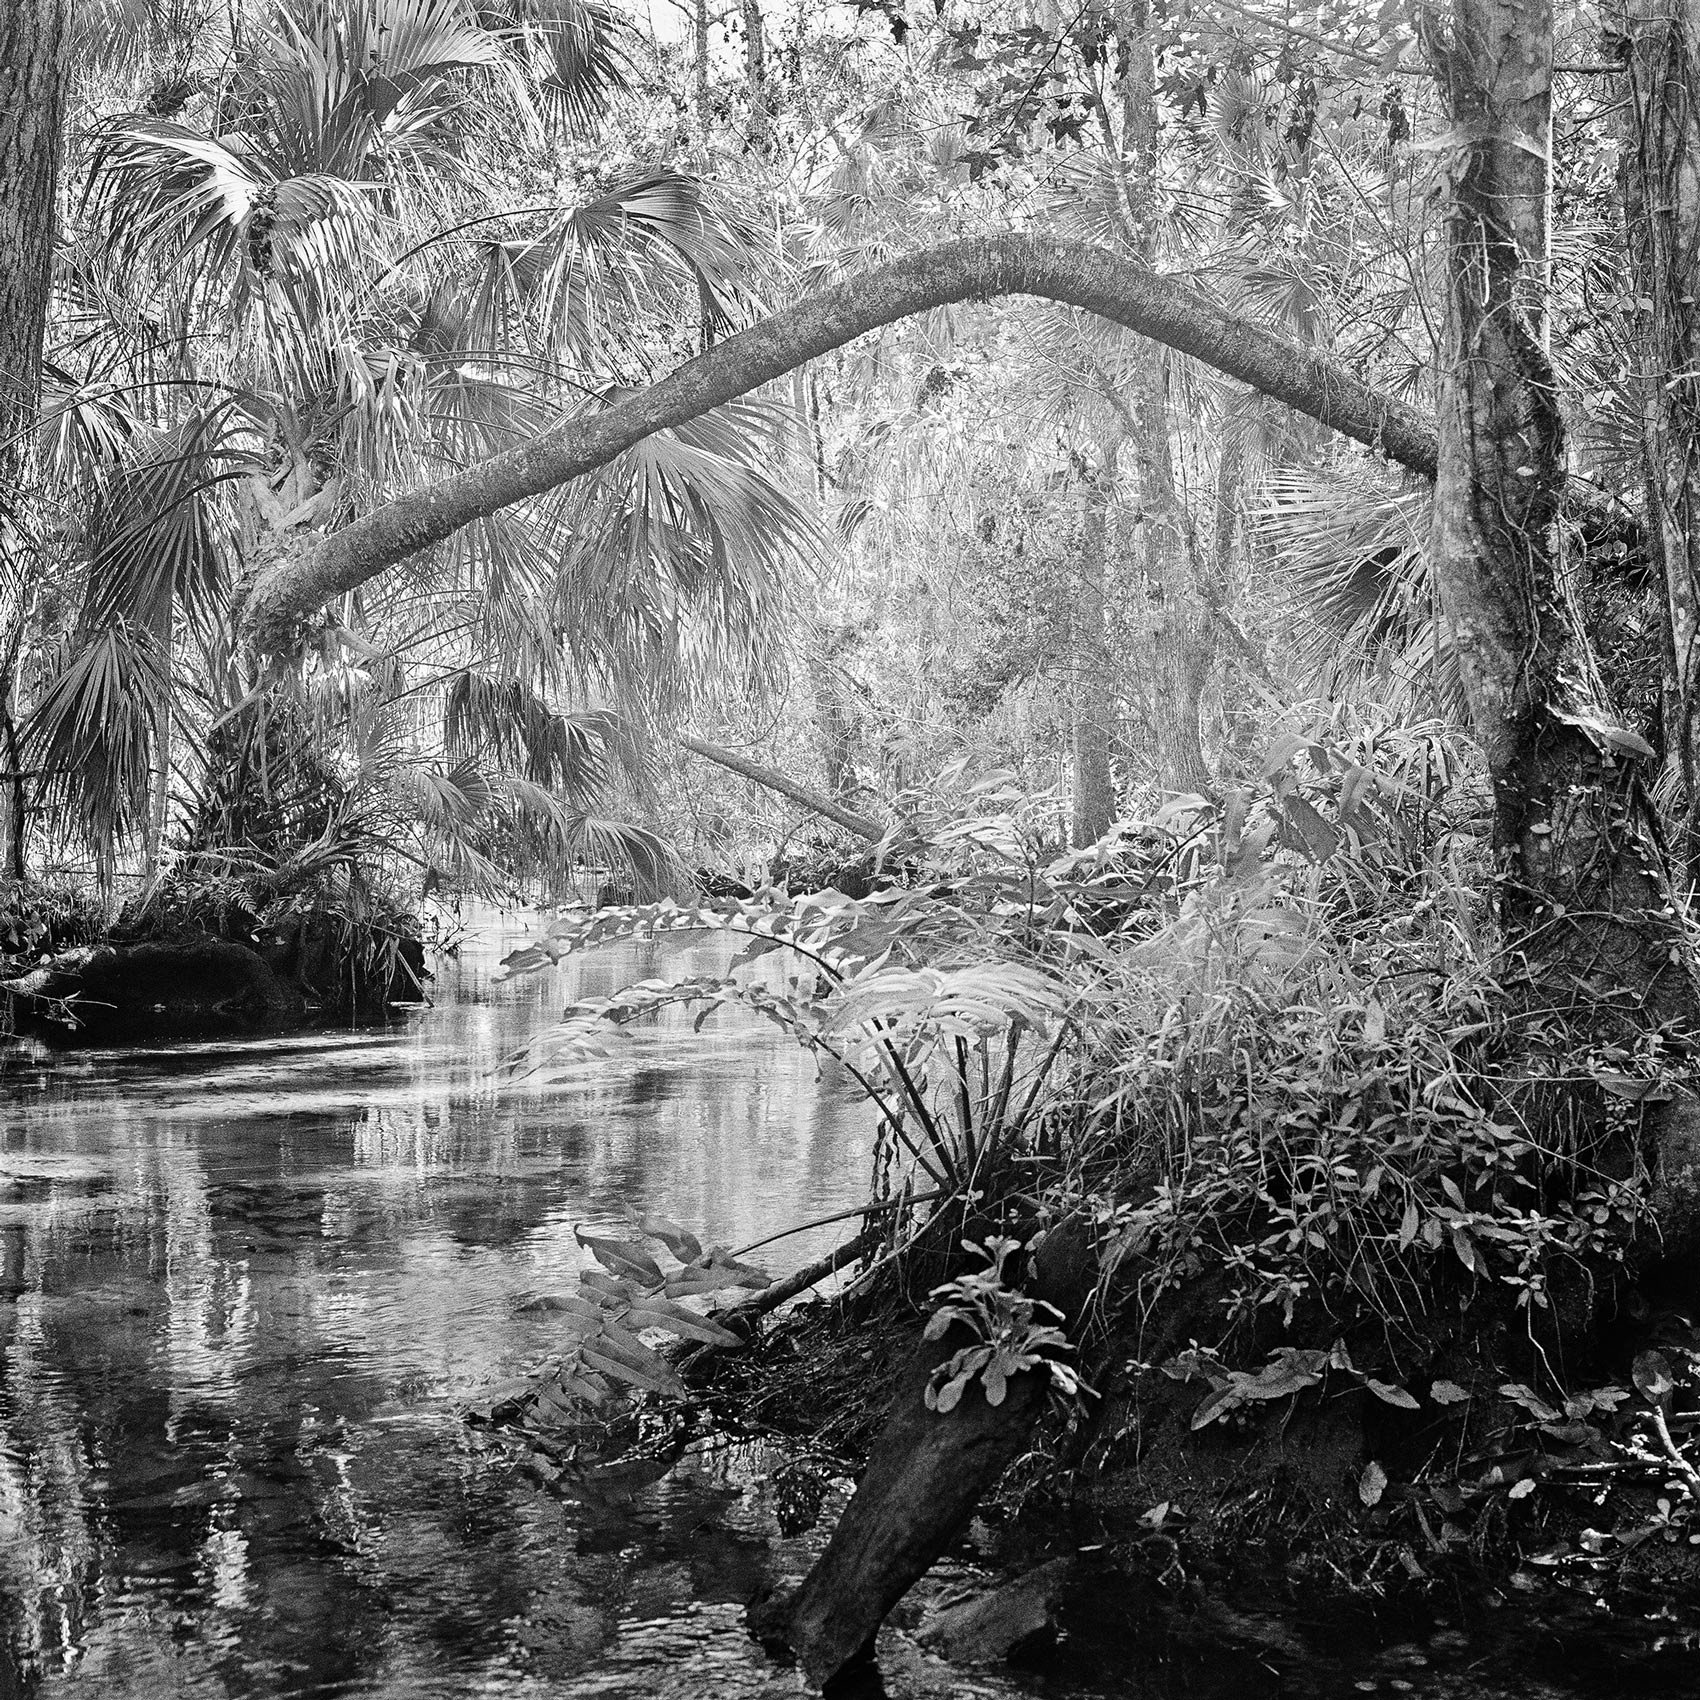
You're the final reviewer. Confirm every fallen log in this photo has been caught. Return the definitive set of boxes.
[730,1225,884,1322]
[750,1218,1095,1687]
[677,735,889,843]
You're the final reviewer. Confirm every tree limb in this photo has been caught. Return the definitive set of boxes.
[243,234,1450,648]
[678,734,888,841]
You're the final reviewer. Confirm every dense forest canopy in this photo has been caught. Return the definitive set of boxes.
[0,0,1675,898]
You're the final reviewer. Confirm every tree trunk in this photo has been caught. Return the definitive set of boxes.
[241,235,1466,649]
[1423,0,1697,1235]
[143,696,172,886]
[808,623,861,806]
[1072,442,1119,846]
[693,0,709,122]
[1115,10,1214,798]
[741,0,771,152]
[1127,372,1213,798]
[1618,0,1700,867]
[753,1220,1094,1687]
[0,0,69,887]
[0,0,67,480]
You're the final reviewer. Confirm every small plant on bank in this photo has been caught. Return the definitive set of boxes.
[923,1235,1091,1412]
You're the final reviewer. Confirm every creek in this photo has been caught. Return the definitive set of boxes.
[0,909,1693,1698]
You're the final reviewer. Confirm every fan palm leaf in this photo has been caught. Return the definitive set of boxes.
[443,671,649,800]
[27,625,171,872]
[456,172,759,364]
[1258,464,1463,715]
[488,0,629,132]
[85,118,378,338]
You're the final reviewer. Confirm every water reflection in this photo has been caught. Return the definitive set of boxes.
[0,910,897,1698]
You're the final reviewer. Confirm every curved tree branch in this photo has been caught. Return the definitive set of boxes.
[243,234,1450,648]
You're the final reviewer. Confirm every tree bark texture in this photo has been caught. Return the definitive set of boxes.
[1127,367,1214,798]
[0,0,70,884]
[1424,0,1694,1041]
[1072,440,1120,846]
[1423,0,1575,865]
[693,0,709,121]
[241,235,1450,649]
[1618,0,1700,865]
[0,0,67,483]
[1117,9,1214,799]
[807,622,862,807]
[740,0,772,152]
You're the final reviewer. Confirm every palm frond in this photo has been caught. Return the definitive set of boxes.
[559,400,815,709]
[80,407,248,641]
[27,625,171,872]
[490,0,630,132]
[444,671,651,800]
[1258,465,1464,715]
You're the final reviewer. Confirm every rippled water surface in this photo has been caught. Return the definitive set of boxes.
[2,910,1697,1700]
[0,911,900,1698]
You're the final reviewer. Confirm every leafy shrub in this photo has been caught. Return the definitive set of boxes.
[504,714,1673,1410]
[470,1214,769,1446]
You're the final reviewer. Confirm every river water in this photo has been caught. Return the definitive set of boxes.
[0,911,1696,1699]
[0,911,892,1698]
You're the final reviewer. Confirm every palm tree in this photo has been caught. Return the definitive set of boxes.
[24,0,818,895]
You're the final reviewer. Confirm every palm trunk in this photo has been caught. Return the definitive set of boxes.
[1618,0,1700,866]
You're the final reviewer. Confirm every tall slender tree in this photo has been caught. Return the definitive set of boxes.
[0,0,69,881]
[0,0,67,482]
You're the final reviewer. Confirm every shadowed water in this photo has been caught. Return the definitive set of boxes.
[1,911,1695,1700]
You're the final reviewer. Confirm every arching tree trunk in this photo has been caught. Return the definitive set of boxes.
[240,236,1461,649]
[1618,0,1700,867]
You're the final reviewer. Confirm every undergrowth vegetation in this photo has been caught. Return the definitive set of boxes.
[487,710,1700,1570]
